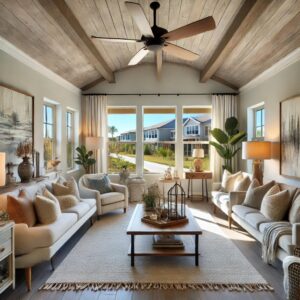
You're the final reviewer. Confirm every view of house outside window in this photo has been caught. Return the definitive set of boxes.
[107,107,137,173]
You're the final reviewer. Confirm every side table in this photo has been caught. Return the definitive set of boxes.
[0,221,15,294]
[184,171,213,202]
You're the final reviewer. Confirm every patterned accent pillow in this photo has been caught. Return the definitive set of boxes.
[289,193,300,224]
[260,185,290,221]
[86,175,113,194]
[220,170,242,193]
[7,189,36,227]
[243,179,275,209]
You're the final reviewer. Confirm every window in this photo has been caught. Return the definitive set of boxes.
[143,107,176,174]
[254,107,265,139]
[107,107,136,173]
[66,110,75,169]
[43,104,56,171]
[183,107,212,171]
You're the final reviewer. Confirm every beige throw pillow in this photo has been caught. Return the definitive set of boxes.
[56,195,79,210]
[221,170,242,193]
[52,177,80,200]
[233,176,251,192]
[260,185,290,221]
[7,190,36,227]
[289,193,300,224]
[34,194,61,225]
[243,179,275,209]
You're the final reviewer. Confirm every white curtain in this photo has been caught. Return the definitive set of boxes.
[210,94,238,182]
[82,95,107,173]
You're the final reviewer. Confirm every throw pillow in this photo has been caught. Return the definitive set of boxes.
[233,175,251,192]
[221,170,242,193]
[260,185,290,221]
[243,179,275,209]
[289,193,300,224]
[7,190,36,227]
[86,175,113,194]
[56,195,79,210]
[34,194,61,225]
[52,177,80,200]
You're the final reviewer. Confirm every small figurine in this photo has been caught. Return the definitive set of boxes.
[164,167,172,180]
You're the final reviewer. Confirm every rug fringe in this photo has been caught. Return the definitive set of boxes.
[39,282,274,292]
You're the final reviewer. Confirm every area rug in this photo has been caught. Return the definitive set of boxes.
[40,205,273,292]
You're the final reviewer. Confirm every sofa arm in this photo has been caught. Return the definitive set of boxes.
[283,255,300,299]
[292,223,300,247]
[79,185,100,200]
[228,191,246,209]
[111,183,128,207]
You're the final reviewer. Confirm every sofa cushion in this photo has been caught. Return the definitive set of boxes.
[211,191,227,202]
[243,179,275,209]
[7,190,36,227]
[216,194,230,212]
[56,195,79,210]
[260,185,290,221]
[244,212,270,230]
[289,193,300,224]
[86,175,113,194]
[100,192,125,206]
[221,170,242,193]
[34,195,61,225]
[62,202,90,219]
[232,205,258,219]
[278,234,294,255]
[81,198,96,208]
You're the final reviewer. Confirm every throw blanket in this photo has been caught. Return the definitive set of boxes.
[262,222,292,264]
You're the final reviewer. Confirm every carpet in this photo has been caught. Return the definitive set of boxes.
[41,205,273,292]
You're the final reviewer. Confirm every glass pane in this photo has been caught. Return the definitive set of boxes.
[67,127,72,141]
[67,141,74,169]
[43,124,46,138]
[262,109,265,126]
[46,106,53,124]
[47,124,53,139]
[256,110,262,127]
[262,126,265,137]
[43,105,47,122]
[44,138,53,169]
[256,127,262,138]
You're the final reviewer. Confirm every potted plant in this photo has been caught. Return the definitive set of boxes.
[209,117,246,172]
[15,139,34,183]
[74,145,96,173]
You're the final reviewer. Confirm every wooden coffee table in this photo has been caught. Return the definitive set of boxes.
[126,204,202,266]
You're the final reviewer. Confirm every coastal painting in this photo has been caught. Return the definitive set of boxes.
[0,85,33,167]
[280,95,300,178]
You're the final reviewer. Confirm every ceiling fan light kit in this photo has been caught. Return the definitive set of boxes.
[92,1,216,74]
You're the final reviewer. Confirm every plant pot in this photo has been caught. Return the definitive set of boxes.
[18,156,34,183]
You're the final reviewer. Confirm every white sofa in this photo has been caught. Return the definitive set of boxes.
[79,173,128,216]
[0,178,96,290]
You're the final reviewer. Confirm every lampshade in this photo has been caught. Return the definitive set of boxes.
[192,148,204,158]
[242,141,271,160]
[85,136,103,151]
[0,152,5,187]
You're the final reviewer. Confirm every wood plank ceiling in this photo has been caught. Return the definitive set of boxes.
[0,0,299,90]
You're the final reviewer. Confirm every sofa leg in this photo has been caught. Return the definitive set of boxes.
[124,208,127,213]
[50,258,55,271]
[228,216,232,229]
[25,267,32,291]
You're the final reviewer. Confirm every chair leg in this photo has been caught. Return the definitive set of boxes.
[25,267,32,291]
[124,207,127,213]
[228,216,232,229]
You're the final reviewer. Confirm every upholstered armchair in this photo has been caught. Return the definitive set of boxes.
[283,247,300,300]
[78,174,128,217]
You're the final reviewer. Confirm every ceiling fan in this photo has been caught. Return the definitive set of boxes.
[91,1,216,75]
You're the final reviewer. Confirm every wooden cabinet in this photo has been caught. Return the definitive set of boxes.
[0,222,15,294]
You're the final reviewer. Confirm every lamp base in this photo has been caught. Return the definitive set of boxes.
[193,158,203,172]
[253,160,263,185]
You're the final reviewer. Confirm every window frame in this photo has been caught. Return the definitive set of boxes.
[253,106,265,140]
[66,110,75,170]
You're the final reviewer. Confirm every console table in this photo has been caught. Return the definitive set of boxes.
[184,171,213,202]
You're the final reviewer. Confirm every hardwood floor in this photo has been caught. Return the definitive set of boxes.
[0,201,285,300]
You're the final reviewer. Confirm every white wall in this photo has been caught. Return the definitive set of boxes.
[0,49,82,179]
[239,60,300,187]
[86,63,236,195]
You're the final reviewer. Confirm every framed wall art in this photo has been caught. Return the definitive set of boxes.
[280,95,300,178]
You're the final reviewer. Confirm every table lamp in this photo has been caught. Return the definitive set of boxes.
[192,148,204,172]
[0,153,5,187]
[242,141,271,184]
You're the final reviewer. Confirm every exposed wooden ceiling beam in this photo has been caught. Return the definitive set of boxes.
[81,77,105,91]
[200,0,272,83]
[38,0,115,83]
[211,75,238,91]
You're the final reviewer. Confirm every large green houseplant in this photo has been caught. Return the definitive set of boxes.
[209,117,246,172]
[74,145,96,173]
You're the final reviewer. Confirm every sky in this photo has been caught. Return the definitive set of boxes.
[107,113,211,137]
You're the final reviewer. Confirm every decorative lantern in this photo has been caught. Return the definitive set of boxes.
[167,183,186,220]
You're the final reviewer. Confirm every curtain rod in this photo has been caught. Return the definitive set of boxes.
[82,93,238,96]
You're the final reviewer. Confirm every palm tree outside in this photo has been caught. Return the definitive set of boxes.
[109,125,118,139]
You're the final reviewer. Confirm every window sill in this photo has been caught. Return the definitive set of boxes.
[67,168,80,174]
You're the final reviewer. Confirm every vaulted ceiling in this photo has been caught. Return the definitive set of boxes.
[0,0,299,90]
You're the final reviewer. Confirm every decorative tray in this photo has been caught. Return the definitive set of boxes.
[141,216,188,228]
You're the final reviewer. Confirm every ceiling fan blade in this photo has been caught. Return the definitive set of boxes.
[125,2,154,38]
[156,50,162,77]
[91,36,142,43]
[162,16,215,41]
[128,48,149,65]
[163,43,199,61]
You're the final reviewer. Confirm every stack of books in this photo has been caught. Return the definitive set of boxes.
[152,234,184,249]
